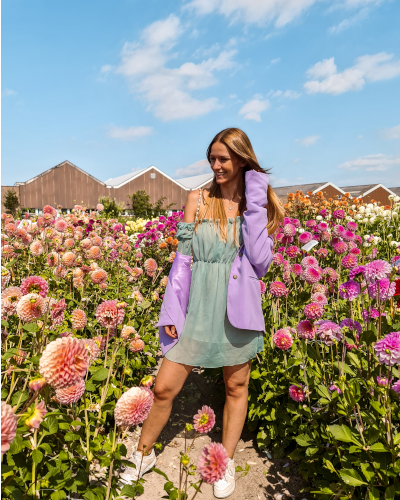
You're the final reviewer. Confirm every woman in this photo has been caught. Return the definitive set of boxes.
[120,128,284,498]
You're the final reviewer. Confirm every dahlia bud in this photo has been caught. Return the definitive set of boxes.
[140,375,154,389]
[181,454,190,466]
[29,377,47,391]
[123,368,132,376]
[116,301,128,309]
[25,401,47,429]
[185,423,194,432]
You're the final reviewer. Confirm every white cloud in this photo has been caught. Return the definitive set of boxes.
[337,154,400,171]
[2,89,17,96]
[111,14,237,121]
[296,135,320,147]
[108,126,154,140]
[270,175,289,187]
[304,52,400,95]
[229,94,237,98]
[101,65,113,73]
[268,89,301,99]
[380,125,400,140]
[328,6,369,34]
[293,158,300,163]
[175,159,211,178]
[271,57,281,64]
[239,98,270,121]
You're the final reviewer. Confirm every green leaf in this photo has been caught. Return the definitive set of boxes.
[42,416,58,435]
[369,487,380,500]
[295,434,314,447]
[39,443,52,455]
[369,443,387,452]
[152,468,170,481]
[393,433,400,445]
[361,463,375,482]
[339,468,367,486]
[83,491,98,500]
[328,425,353,443]
[22,323,39,333]
[347,351,361,369]
[85,381,96,392]
[305,447,319,456]
[64,433,81,442]
[1,319,9,328]
[51,491,66,500]
[324,460,337,474]
[119,485,138,498]
[362,329,377,345]
[333,361,355,376]
[385,485,395,500]
[32,449,43,465]
[141,300,151,310]
[370,400,386,415]
[316,385,331,401]
[91,367,109,381]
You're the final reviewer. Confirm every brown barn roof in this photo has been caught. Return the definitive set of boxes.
[273,182,345,198]
[340,184,396,197]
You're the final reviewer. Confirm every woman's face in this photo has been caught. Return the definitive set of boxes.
[210,142,245,185]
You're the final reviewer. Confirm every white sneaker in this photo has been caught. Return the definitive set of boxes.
[213,458,235,498]
[119,448,156,485]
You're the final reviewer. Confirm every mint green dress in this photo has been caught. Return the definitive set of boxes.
[165,216,264,368]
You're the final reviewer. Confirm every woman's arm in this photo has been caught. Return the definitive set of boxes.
[241,169,274,278]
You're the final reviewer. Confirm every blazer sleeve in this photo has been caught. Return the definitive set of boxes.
[241,169,274,278]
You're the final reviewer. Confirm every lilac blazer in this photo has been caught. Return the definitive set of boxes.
[157,169,274,355]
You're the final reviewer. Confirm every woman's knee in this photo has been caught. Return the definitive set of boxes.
[224,378,248,399]
[153,382,178,403]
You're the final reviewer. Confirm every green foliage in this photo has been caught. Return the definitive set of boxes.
[3,189,20,215]
[128,190,175,218]
[98,196,125,218]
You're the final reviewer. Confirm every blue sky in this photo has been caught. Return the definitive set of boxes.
[2,0,400,188]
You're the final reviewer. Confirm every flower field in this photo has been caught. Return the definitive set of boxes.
[1,190,400,499]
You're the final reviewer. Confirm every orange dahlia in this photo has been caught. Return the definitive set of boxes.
[64,238,75,249]
[80,238,92,249]
[2,245,15,259]
[91,269,108,284]
[87,246,101,260]
[144,258,157,274]
[16,293,46,322]
[62,251,76,268]
[121,325,137,339]
[91,236,102,247]
[5,223,17,236]
[128,338,145,352]
[47,252,60,267]
[71,308,87,330]
[73,267,83,279]
[39,337,89,389]
[168,252,176,263]
[55,379,86,404]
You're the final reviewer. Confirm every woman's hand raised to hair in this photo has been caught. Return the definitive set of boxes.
[165,325,178,339]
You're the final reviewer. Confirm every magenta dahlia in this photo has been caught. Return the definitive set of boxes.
[303,267,321,285]
[301,256,318,269]
[286,245,300,258]
[323,267,338,283]
[197,443,229,484]
[392,380,400,393]
[333,209,345,219]
[339,280,361,301]
[289,384,305,402]
[364,260,391,282]
[374,332,400,366]
[311,292,328,305]
[316,321,343,345]
[20,276,49,297]
[297,320,316,339]
[272,253,284,266]
[273,328,294,350]
[291,263,303,276]
[304,302,324,320]
[269,281,287,298]
[298,232,312,244]
[193,405,216,433]
[368,279,396,302]
[334,242,348,255]
[341,254,358,270]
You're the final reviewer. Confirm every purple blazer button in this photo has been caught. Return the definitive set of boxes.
[238,252,243,257]
[233,274,238,279]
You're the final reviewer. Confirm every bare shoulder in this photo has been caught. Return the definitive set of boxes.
[182,190,200,223]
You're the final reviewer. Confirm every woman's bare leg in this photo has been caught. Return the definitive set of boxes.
[222,361,251,458]
[137,357,193,454]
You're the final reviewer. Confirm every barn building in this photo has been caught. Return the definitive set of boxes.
[273,182,345,204]
[340,184,396,206]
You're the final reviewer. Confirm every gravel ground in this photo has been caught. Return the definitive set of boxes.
[119,357,309,500]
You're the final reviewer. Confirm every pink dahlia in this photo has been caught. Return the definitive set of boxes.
[311,283,328,295]
[333,209,345,220]
[114,386,154,427]
[392,380,400,393]
[25,401,47,429]
[304,302,324,320]
[197,442,229,484]
[273,329,293,350]
[144,258,157,276]
[16,293,46,322]
[283,223,296,237]
[333,242,348,255]
[342,254,358,270]
[259,280,266,295]
[53,265,67,279]
[50,298,67,326]
[374,332,400,366]
[301,256,318,269]
[84,339,101,363]
[55,219,68,233]
[55,379,86,404]
[316,321,343,345]
[128,338,145,352]
[289,384,305,402]
[297,320,316,339]
[323,267,338,283]
[317,248,328,259]
[298,232,312,244]
[131,289,143,304]
[95,300,125,328]
[91,235,102,247]
[121,325,137,339]
[47,252,60,267]
[339,280,361,301]
[368,279,396,302]
[193,405,216,433]
[30,240,44,256]
[1,286,22,316]
[20,276,49,297]
[62,252,76,268]
[349,265,366,280]
[303,267,321,285]
[1,402,18,455]
[364,260,391,282]
[272,253,284,266]
[71,308,87,330]
[350,247,361,256]
[376,376,392,387]
[305,219,317,229]
[96,203,104,212]
[347,221,358,231]
[311,292,328,305]
[286,245,300,258]
[80,238,92,249]
[269,281,287,298]
[330,384,342,394]
[342,230,355,242]
[317,222,328,232]
[39,337,89,389]
[291,263,303,276]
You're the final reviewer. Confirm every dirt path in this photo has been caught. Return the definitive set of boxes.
[121,359,308,500]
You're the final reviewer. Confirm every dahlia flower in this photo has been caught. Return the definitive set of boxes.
[84,339,101,363]
[25,401,47,429]
[91,269,108,284]
[140,375,155,389]
[298,232,312,244]
[374,332,400,366]
[305,219,317,229]
[333,242,348,255]
[349,265,366,280]
[81,238,92,249]
[347,221,358,231]
[28,377,47,391]
[376,376,392,387]
[144,258,157,276]
[197,443,229,484]
[333,209,345,219]
[87,246,101,260]
[285,245,299,258]
[2,245,15,258]
[339,280,361,301]
[342,230,355,242]
[30,240,44,256]
[16,293,46,322]
[301,256,318,269]
[91,236,102,247]
[368,279,396,302]
[323,267,338,283]
[114,387,154,427]
[71,308,87,330]
[269,281,288,298]
[50,298,67,326]
[316,321,343,345]
[304,302,324,320]
[53,265,67,279]
[272,253,284,265]
[1,286,22,316]
[364,260,391,282]
[1,402,18,455]
[160,276,169,288]
[55,219,68,232]
[392,380,400,393]
[20,276,49,297]
[129,338,145,352]
[291,263,303,276]
[297,320,316,340]
[342,254,358,270]
[39,337,89,389]
[283,223,296,237]
[47,252,60,267]
[96,203,104,211]
[259,280,266,294]
[303,267,321,285]
[62,251,76,268]
[95,300,125,328]
[311,283,328,295]
[311,292,328,305]
[289,384,305,402]
[193,405,216,433]
[273,329,293,350]
[317,248,328,259]
[55,379,86,405]
[330,384,342,394]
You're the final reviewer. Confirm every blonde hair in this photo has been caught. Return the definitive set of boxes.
[194,128,284,245]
